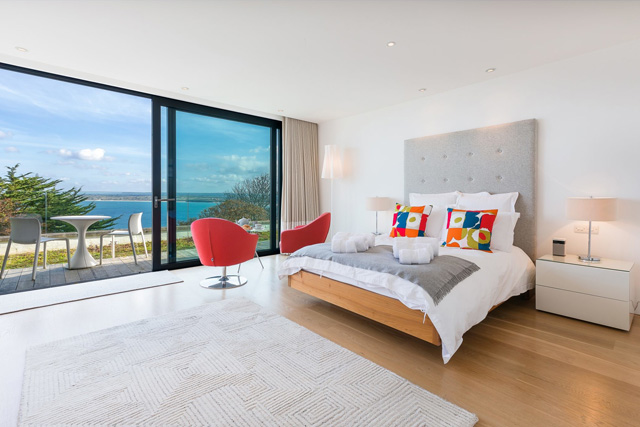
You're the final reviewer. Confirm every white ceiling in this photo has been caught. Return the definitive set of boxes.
[2,1,640,123]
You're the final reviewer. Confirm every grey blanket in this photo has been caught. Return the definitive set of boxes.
[290,243,480,305]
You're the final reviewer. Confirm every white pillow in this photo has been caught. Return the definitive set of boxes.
[409,192,459,238]
[456,192,519,213]
[409,192,459,207]
[490,212,520,252]
[456,191,490,197]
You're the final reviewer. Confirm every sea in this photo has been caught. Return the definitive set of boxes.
[82,194,221,229]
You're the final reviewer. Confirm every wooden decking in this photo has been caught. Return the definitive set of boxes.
[0,255,152,295]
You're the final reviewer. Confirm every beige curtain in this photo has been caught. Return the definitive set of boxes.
[281,117,320,230]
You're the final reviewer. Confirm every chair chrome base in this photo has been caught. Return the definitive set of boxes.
[200,275,248,289]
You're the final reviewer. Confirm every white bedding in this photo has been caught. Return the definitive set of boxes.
[278,236,535,363]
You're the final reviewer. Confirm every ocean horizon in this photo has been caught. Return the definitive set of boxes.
[83,200,219,229]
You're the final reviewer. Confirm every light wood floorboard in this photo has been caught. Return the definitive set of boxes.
[0,254,637,426]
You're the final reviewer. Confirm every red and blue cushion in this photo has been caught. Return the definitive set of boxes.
[389,204,431,238]
[443,208,498,252]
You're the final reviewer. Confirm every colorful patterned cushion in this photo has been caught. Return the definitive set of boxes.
[389,204,432,238]
[442,208,498,252]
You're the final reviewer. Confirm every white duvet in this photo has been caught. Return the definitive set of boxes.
[278,236,535,363]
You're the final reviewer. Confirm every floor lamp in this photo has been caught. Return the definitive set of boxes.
[321,145,343,237]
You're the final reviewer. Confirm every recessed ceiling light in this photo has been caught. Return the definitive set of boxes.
[486,68,496,73]
[181,87,189,91]
[387,41,396,47]
[15,46,28,52]
[277,109,284,112]
[418,88,426,92]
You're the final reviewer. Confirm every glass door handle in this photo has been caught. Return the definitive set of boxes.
[153,196,176,208]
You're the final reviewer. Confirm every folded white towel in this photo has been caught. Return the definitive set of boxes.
[392,237,439,259]
[348,237,368,252]
[331,238,357,253]
[399,247,433,264]
[332,232,374,253]
[364,233,375,248]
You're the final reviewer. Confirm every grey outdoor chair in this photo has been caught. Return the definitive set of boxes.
[1,216,71,281]
[99,212,148,265]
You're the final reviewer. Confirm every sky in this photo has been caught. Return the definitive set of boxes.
[0,68,271,194]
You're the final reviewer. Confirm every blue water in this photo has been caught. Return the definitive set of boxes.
[83,200,218,229]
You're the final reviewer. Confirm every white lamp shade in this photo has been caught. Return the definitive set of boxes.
[566,197,617,221]
[321,145,343,179]
[366,197,392,211]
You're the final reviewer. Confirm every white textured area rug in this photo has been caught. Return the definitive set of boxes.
[0,271,183,314]
[19,298,478,426]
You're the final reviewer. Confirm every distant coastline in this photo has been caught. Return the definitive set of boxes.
[86,199,150,202]
[84,192,226,203]
[81,197,222,229]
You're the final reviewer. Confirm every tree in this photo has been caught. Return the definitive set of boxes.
[0,198,15,235]
[227,173,271,210]
[0,164,118,234]
[199,199,269,222]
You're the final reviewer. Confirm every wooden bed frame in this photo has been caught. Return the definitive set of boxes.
[288,270,442,344]
[288,270,511,346]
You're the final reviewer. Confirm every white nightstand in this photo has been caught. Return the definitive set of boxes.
[536,254,635,330]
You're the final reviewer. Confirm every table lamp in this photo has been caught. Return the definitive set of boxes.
[566,196,617,262]
[366,196,391,235]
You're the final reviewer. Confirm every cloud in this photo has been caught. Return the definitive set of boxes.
[56,147,111,161]
[250,146,269,154]
[128,178,150,185]
[0,130,13,139]
[193,173,245,185]
[4,146,19,153]
[77,148,105,161]
[219,155,268,173]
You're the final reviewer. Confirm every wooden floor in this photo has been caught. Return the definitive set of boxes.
[0,255,152,295]
[0,254,638,426]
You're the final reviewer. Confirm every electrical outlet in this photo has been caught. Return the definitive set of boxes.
[574,224,599,234]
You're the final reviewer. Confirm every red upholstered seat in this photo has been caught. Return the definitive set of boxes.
[191,218,259,289]
[280,212,331,254]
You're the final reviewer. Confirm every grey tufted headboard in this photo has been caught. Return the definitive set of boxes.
[404,119,537,260]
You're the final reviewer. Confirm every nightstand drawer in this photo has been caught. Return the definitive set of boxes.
[537,260,629,301]
[536,285,632,330]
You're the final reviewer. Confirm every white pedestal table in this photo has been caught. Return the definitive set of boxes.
[51,215,111,269]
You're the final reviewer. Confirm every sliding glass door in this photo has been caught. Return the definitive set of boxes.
[0,62,282,282]
[152,101,281,270]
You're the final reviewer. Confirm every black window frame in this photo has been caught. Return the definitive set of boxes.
[0,62,283,271]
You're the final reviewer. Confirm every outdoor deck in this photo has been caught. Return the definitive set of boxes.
[0,255,153,295]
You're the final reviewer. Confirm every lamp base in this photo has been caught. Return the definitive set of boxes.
[200,275,248,289]
[372,232,382,236]
[579,255,600,263]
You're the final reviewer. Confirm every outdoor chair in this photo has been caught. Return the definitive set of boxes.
[99,212,148,265]
[191,218,259,289]
[1,216,71,281]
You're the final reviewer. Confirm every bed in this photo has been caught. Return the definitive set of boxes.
[279,119,538,362]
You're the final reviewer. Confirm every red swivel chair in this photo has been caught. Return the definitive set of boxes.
[280,212,331,254]
[191,218,259,289]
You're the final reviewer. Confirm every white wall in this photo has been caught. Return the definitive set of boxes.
[319,38,640,314]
